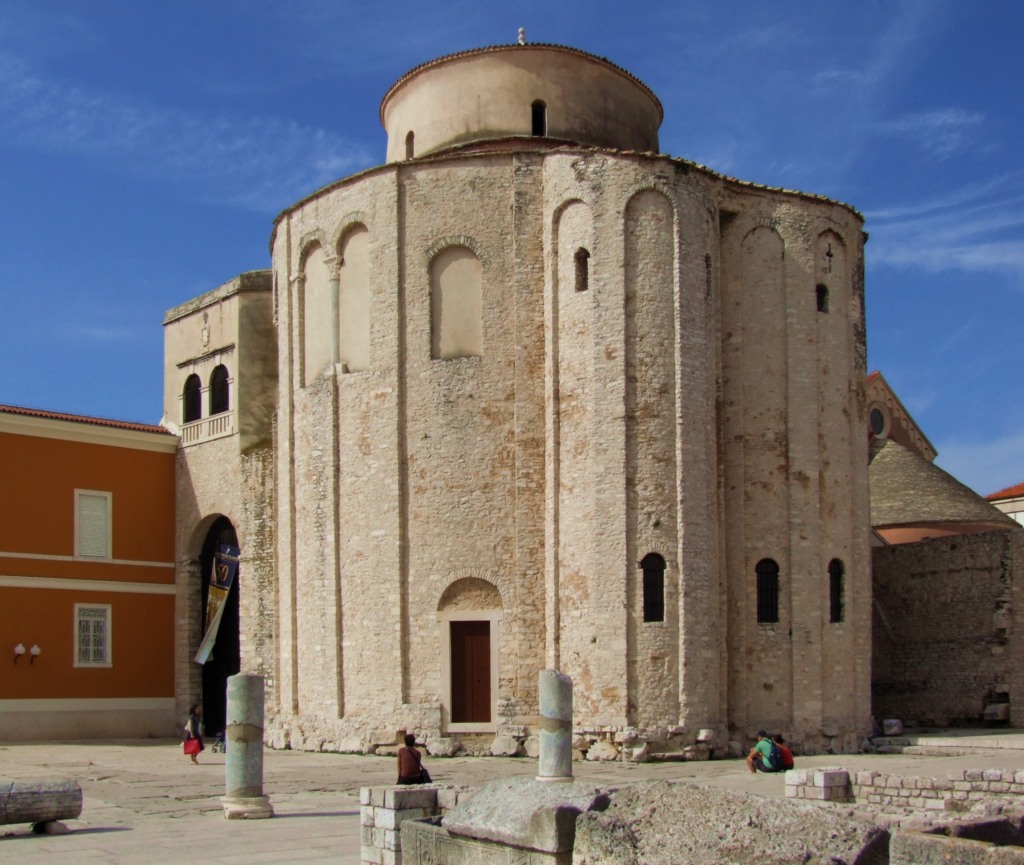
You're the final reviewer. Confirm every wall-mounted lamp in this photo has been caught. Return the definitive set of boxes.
[13,643,26,664]
[29,645,41,664]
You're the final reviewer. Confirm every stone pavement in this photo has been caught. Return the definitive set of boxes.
[3,731,1024,864]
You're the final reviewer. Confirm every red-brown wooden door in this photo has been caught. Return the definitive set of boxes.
[450,621,490,723]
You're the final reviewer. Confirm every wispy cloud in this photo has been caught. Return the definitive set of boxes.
[0,46,373,212]
[867,175,1024,278]
[874,108,985,158]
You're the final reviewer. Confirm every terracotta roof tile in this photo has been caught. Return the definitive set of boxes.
[0,403,171,436]
[987,481,1024,501]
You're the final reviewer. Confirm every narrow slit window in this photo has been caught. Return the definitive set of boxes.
[531,100,547,137]
[405,131,415,160]
[829,558,845,623]
[756,558,780,623]
[574,248,590,292]
[641,553,665,623]
[816,283,829,313]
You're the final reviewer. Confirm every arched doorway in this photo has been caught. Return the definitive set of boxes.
[198,516,240,736]
[437,578,502,732]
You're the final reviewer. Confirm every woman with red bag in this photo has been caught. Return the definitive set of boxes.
[184,703,205,765]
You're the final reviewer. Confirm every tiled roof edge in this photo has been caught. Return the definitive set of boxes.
[0,403,171,436]
[272,140,863,235]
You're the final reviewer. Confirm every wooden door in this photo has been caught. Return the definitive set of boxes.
[450,621,490,723]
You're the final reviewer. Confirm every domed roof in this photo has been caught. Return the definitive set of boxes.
[380,42,664,163]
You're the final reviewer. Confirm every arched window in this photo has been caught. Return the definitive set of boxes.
[209,365,230,415]
[405,131,415,160]
[430,245,482,359]
[574,247,590,292]
[756,558,780,623]
[182,374,202,423]
[828,558,845,623]
[531,100,547,137]
[640,553,666,623]
[816,283,829,313]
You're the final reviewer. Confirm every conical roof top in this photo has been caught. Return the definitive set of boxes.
[870,440,1017,530]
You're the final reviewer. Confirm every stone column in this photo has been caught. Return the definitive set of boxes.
[221,673,274,819]
[328,263,340,366]
[536,669,573,781]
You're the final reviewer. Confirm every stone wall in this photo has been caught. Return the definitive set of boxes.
[361,784,471,865]
[255,142,869,753]
[873,530,1024,726]
[786,765,1024,814]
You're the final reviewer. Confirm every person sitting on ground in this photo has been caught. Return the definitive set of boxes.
[773,734,795,770]
[746,729,781,773]
[396,733,430,784]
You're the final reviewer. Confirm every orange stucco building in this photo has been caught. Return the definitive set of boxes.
[0,404,178,739]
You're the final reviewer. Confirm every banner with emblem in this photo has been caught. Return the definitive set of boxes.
[194,543,240,664]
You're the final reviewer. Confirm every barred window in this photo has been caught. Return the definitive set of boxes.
[75,604,111,667]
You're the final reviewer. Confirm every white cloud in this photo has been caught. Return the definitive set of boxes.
[867,176,1024,279]
[0,45,373,213]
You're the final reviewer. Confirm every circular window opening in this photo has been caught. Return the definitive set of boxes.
[869,407,887,437]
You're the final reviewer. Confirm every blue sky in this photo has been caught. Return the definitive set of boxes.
[0,1,1021,496]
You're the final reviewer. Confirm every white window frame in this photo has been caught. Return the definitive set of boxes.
[74,603,112,668]
[75,489,112,559]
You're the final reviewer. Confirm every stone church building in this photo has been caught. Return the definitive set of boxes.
[164,42,871,756]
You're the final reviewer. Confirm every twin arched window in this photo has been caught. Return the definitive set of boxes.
[181,365,230,423]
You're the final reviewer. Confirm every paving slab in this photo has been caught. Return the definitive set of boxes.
[1,732,1024,863]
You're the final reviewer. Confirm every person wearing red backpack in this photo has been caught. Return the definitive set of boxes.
[773,734,795,770]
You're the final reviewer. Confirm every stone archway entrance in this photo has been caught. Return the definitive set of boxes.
[438,577,502,733]
[198,516,240,736]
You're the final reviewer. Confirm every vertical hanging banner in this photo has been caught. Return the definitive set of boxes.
[194,544,240,664]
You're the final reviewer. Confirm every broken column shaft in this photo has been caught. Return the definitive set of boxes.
[537,668,573,781]
[221,673,274,819]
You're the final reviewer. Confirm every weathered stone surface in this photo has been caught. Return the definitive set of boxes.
[572,780,889,865]
[0,780,82,826]
[443,778,610,854]
[626,744,649,764]
[891,830,1024,864]
[586,742,619,762]
[883,719,904,736]
[490,736,522,757]
[426,737,461,757]
[985,703,1011,722]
